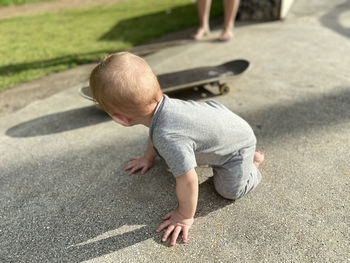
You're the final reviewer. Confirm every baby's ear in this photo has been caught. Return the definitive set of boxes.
[111,113,131,126]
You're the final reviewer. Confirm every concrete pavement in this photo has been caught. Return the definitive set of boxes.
[1,0,349,262]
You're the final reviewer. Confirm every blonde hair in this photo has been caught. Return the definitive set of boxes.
[89,52,162,115]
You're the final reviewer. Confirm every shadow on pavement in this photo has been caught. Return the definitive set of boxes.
[99,2,222,44]
[0,50,110,79]
[1,139,232,262]
[242,87,350,138]
[6,106,110,137]
[6,88,350,138]
[2,88,349,261]
[63,178,232,262]
[0,2,221,83]
[319,0,350,39]
[6,88,218,137]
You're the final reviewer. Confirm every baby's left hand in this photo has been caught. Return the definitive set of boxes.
[124,156,153,175]
[156,209,194,246]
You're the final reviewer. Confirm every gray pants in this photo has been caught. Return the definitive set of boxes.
[213,145,262,200]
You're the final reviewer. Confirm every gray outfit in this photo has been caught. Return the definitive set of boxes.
[150,95,262,200]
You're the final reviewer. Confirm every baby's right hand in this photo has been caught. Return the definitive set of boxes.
[124,157,153,175]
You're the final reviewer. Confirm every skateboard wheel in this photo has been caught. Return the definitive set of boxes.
[219,83,230,95]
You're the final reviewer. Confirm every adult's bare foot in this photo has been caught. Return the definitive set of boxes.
[254,150,264,168]
[191,27,210,40]
[218,28,233,41]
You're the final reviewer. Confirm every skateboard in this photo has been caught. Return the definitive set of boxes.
[78,59,249,104]
[157,59,249,95]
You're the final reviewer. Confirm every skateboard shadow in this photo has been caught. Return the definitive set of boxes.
[6,106,110,138]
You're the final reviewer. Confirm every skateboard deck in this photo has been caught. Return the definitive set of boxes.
[79,59,249,104]
[157,59,249,95]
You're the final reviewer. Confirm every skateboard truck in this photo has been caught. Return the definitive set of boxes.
[219,83,230,95]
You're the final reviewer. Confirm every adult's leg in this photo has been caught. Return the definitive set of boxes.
[219,0,240,41]
[191,0,212,40]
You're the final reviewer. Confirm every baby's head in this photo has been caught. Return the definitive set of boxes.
[89,52,162,119]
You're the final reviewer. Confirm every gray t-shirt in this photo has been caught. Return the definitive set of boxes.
[149,95,256,177]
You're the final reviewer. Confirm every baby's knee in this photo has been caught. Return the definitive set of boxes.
[214,172,262,200]
[214,181,243,200]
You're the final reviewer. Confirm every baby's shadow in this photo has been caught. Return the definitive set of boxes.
[196,177,233,218]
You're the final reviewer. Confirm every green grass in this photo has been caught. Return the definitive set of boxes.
[0,0,51,6]
[0,0,223,90]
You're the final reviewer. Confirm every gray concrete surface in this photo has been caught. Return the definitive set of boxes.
[1,0,350,262]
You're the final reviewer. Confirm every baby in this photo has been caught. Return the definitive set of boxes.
[89,52,264,246]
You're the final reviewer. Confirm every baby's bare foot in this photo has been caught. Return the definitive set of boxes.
[254,150,264,168]
[191,27,210,40]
